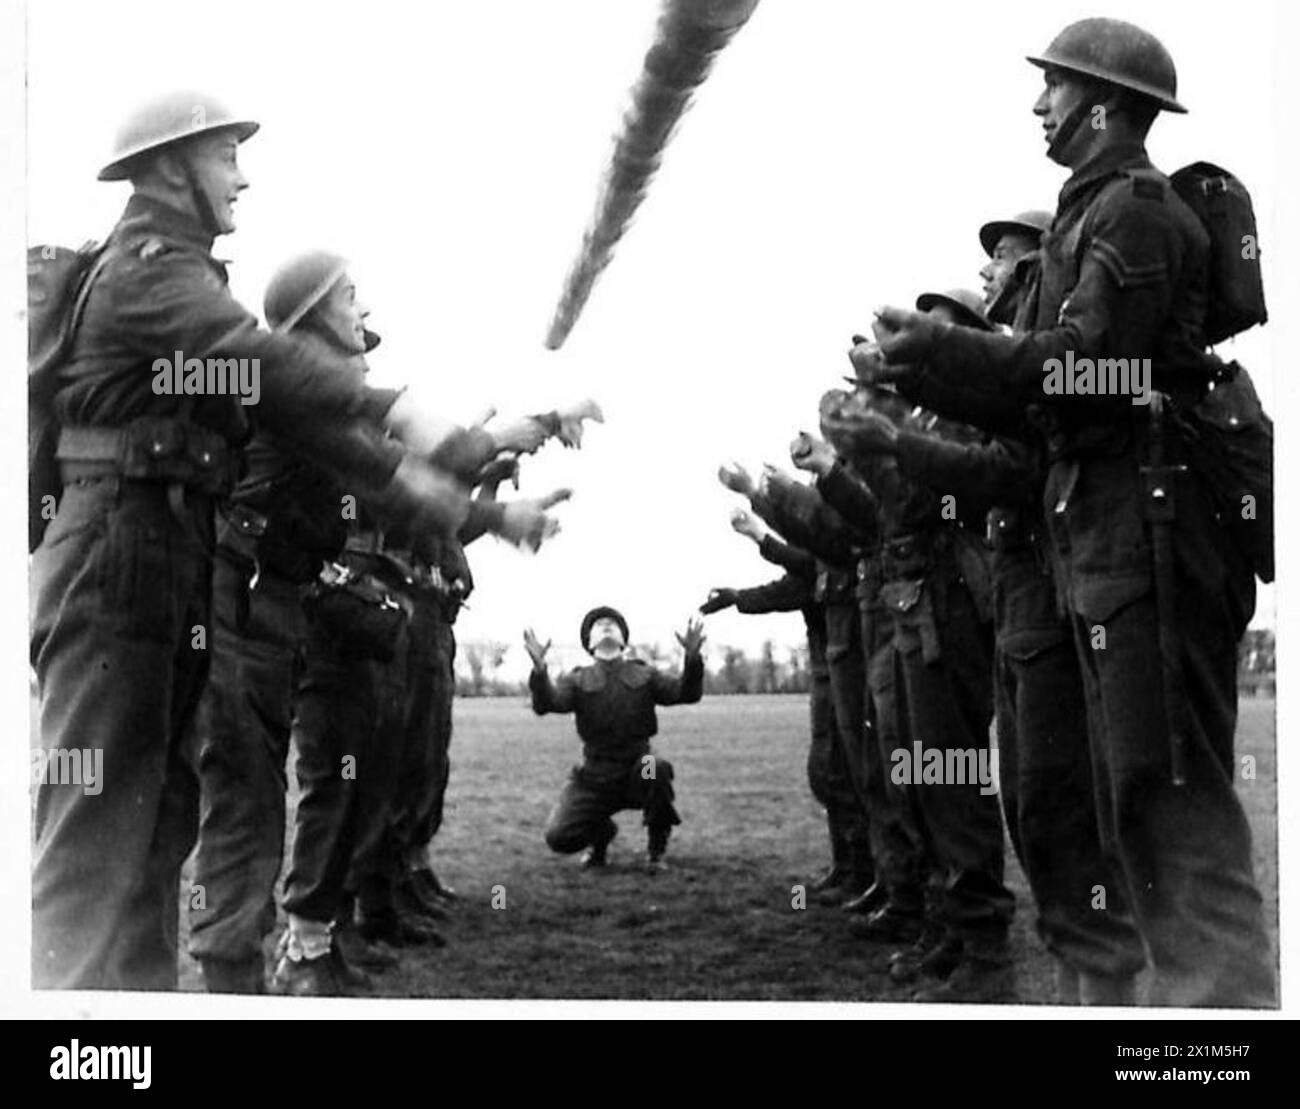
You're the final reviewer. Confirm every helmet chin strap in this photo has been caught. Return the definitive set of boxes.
[1046,84,1103,163]
[178,154,222,236]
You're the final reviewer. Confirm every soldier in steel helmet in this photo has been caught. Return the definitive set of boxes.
[699,510,865,903]
[188,249,580,994]
[854,229,1148,1003]
[804,291,1013,1001]
[977,210,1052,324]
[872,20,1276,1006]
[526,609,706,871]
[29,93,570,991]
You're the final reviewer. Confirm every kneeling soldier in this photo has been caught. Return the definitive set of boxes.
[526,609,704,871]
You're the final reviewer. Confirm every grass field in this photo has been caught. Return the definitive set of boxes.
[177,693,1278,1005]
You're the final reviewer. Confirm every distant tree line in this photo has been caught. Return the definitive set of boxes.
[457,630,1276,699]
[454,640,812,698]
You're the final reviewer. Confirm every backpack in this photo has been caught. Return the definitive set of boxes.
[28,242,113,551]
[1163,163,1273,582]
[1178,359,1274,583]
[1169,161,1267,346]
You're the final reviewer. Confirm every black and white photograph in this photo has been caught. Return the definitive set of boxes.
[3,0,1296,1045]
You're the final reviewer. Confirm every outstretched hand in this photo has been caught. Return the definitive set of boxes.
[872,306,942,363]
[699,588,738,615]
[729,508,766,544]
[717,461,756,498]
[676,616,706,655]
[523,627,551,669]
[823,406,900,455]
[789,431,836,475]
[555,398,604,449]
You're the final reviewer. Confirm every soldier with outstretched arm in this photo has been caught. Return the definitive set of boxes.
[526,611,705,872]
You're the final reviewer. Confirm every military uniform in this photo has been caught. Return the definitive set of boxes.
[891,141,1275,1005]
[709,538,862,884]
[532,641,704,860]
[188,399,350,990]
[819,394,1013,974]
[28,193,442,990]
[748,481,878,899]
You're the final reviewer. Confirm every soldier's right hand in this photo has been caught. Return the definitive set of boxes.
[523,627,551,668]
[717,461,756,497]
[790,432,836,475]
[699,588,738,615]
[729,507,766,544]
[490,416,550,456]
[494,489,572,552]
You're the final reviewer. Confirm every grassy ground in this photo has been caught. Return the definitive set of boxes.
[177,693,1278,1004]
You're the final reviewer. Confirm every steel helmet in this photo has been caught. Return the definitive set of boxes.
[580,606,629,653]
[1027,18,1186,114]
[98,91,259,181]
[978,209,1053,257]
[915,288,995,331]
[264,251,350,332]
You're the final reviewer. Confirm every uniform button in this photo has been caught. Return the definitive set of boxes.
[1228,417,1240,427]
[200,451,212,465]
[1152,486,1166,500]
[151,441,164,454]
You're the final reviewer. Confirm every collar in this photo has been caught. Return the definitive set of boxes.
[1058,141,1151,213]
[114,192,217,255]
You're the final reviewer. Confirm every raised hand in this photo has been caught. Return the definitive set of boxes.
[717,461,756,498]
[729,507,766,544]
[699,588,738,615]
[676,615,706,655]
[789,431,836,475]
[523,627,551,669]
[872,306,941,363]
[496,488,572,551]
[824,406,899,455]
[490,416,550,456]
[555,398,604,448]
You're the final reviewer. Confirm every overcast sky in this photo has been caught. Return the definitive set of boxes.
[22,0,1284,676]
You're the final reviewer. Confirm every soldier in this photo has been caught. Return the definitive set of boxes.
[978,210,1052,323]
[807,290,1015,1003]
[872,19,1276,1006]
[717,464,880,909]
[256,254,591,994]
[382,400,602,924]
[699,511,861,893]
[30,93,565,991]
[526,610,705,871]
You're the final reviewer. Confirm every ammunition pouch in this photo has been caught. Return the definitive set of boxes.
[878,577,942,664]
[303,559,413,662]
[57,419,235,496]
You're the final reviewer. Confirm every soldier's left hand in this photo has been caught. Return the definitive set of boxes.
[676,616,706,655]
[790,432,836,475]
[824,407,899,455]
[872,306,942,363]
[555,399,604,449]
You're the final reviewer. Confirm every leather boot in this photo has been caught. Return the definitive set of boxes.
[913,932,1015,1004]
[809,813,851,893]
[199,956,265,995]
